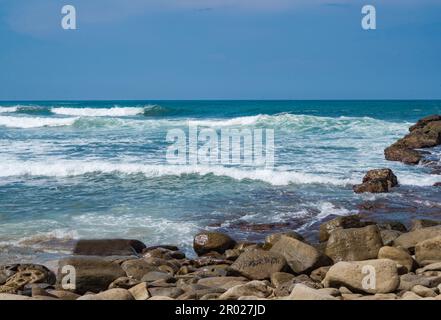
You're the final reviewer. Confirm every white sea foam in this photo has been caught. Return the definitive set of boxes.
[52,106,147,117]
[0,160,359,186]
[0,115,78,128]
[0,106,18,113]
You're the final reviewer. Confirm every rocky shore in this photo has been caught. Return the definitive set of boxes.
[1,115,441,301]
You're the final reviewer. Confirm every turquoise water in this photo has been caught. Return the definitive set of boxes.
[0,100,440,263]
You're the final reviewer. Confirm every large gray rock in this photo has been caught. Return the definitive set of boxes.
[325,225,383,262]
[57,256,126,294]
[398,273,441,291]
[270,235,331,274]
[415,236,441,266]
[323,259,400,294]
[393,225,441,252]
[229,249,287,280]
[193,231,236,256]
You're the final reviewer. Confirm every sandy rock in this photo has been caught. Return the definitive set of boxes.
[378,246,414,273]
[323,259,399,294]
[356,293,397,300]
[270,235,331,273]
[47,289,81,300]
[325,225,383,262]
[230,249,287,280]
[128,282,150,300]
[148,296,175,300]
[401,291,422,300]
[317,288,341,297]
[57,256,126,294]
[319,215,371,242]
[77,294,103,300]
[411,285,437,298]
[416,262,441,274]
[193,232,236,256]
[218,280,272,300]
[93,288,134,300]
[0,293,32,300]
[286,284,339,300]
[415,236,441,266]
[148,287,184,298]
[264,232,304,248]
[0,264,55,293]
[411,219,441,231]
[108,276,141,289]
[393,225,441,252]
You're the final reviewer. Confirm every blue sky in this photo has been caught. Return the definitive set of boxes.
[0,0,440,100]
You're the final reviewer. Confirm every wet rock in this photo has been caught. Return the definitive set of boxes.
[286,283,339,300]
[270,235,331,274]
[218,280,272,300]
[384,145,422,164]
[323,259,400,294]
[378,246,414,273]
[394,225,441,252]
[415,236,441,266]
[229,249,287,280]
[73,239,146,256]
[57,256,126,294]
[121,259,159,280]
[193,232,236,256]
[319,215,373,242]
[353,169,398,193]
[325,225,383,262]
[409,115,441,132]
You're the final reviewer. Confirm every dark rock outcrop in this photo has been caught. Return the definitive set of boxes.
[73,239,146,256]
[353,168,398,193]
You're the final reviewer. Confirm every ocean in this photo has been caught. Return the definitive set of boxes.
[0,100,440,264]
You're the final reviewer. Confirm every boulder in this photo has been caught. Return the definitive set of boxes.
[325,225,383,262]
[310,266,331,282]
[218,280,272,300]
[318,215,372,242]
[270,272,295,287]
[148,287,184,298]
[415,236,441,266]
[378,246,414,273]
[380,230,402,246]
[193,231,236,256]
[409,115,441,132]
[0,293,31,300]
[229,249,287,280]
[57,256,126,294]
[394,225,441,252]
[410,219,441,231]
[197,277,247,290]
[286,284,339,300]
[46,289,81,300]
[108,277,141,289]
[416,262,441,274]
[323,259,400,294]
[128,282,150,300]
[384,145,422,164]
[270,235,331,274]
[72,239,146,256]
[121,259,159,280]
[353,169,398,193]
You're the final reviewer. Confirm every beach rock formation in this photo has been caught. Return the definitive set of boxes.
[353,168,398,193]
[193,231,236,256]
[384,114,441,164]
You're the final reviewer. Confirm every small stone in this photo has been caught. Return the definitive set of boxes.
[141,271,173,282]
[411,285,437,298]
[218,280,272,300]
[417,262,441,274]
[47,289,80,300]
[148,296,175,300]
[128,282,150,300]
[94,288,134,300]
[148,287,184,298]
[287,284,339,300]
[310,266,331,282]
